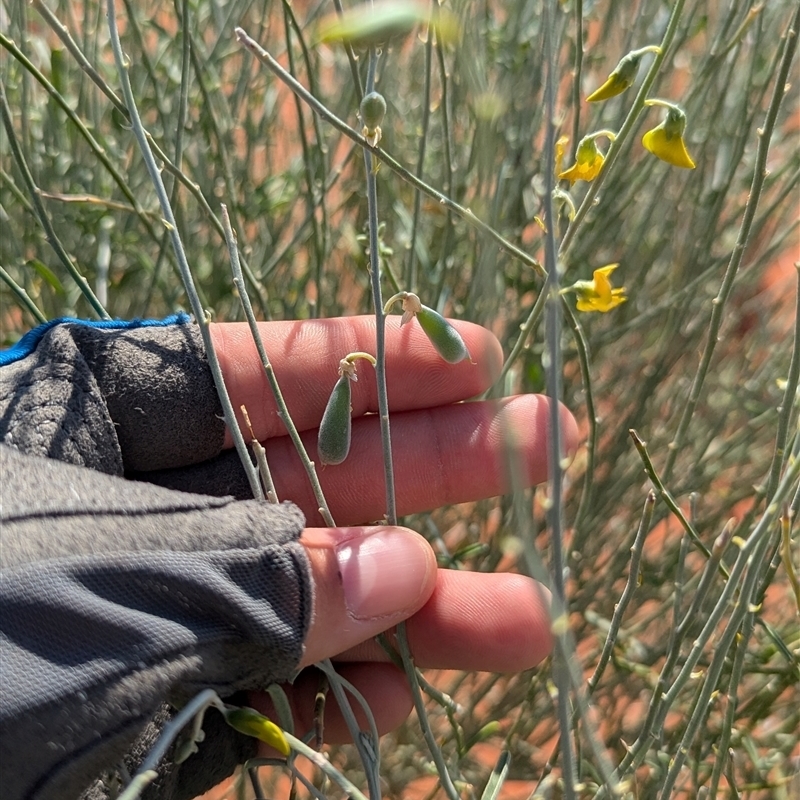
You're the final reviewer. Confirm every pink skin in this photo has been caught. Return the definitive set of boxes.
[210,317,579,743]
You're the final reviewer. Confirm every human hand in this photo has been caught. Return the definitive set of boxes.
[211,316,579,742]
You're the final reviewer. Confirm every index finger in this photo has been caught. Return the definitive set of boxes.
[212,316,503,445]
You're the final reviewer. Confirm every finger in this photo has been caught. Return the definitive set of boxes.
[334,570,553,673]
[299,526,438,669]
[211,317,503,445]
[266,394,579,526]
[250,662,412,746]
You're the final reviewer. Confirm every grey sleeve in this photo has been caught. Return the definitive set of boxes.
[0,321,313,800]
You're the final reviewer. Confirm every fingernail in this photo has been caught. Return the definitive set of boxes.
[335,529,432,620]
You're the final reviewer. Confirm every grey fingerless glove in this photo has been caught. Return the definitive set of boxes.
[0,317,312,800]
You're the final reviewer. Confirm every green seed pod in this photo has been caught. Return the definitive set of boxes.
[416,305,471,363]
[317,374,352,466]
[360,91,387,130]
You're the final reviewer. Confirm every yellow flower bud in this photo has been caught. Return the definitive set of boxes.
[223,707,290,756]
[586,46,660,102]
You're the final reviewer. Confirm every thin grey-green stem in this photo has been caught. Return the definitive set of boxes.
[119,689,226,800]
[363,49,397,526]
[282,732,369,800]
[234,27,545,279]
[143,0,192,316]
[559,0,686,260]
[483,284,547,398]
[662,3,800,485]
[251,437,277,504]
[281,1,326,317]
[332,0,364,99]
[220,204,335,525]
[706,611,755,800]
[315,659,381,798]
[570,0,584,162]
[30,0,129,117]
[601,450,800,794]
[0,78,109,319]
[674,522,732,640]
[657,528,776,799]
[562,298,596,544]
[0,265,47,324]
[664,532,691,675]
[586,491,654,694]
[0,31,159,239]
[16,8,267,314]
[541,2,575,794]
[766,265,800,501]
[629,429,719,566]
[106,0,262,500]
[405,0,435,292]
[396,623,461,800]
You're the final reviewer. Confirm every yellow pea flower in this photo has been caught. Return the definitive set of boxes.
[642,101,696,169]
[587,46,660,102]
[562,264,627,313]
[558,130,616,185]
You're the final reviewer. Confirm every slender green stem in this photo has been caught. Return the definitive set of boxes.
[281,1,326,317]
[629,429,720,567]
[0,31,159,240]
[397,624,461,800]
[119,689,227,800]
[282,731,370,800]
[562,298,596,544]
[570,0,584,163]
[17,6,268,315]
[766,265,800,501]
[363,50,397,527]
[541,2,575,794]
[0,265,47,324]
[332,0,364,99]
[663,2,800,484]
[0,79,109,319]
[706,611,753,800]
[586,491,655,694]
[314,659,381,798]
[220,205,335,525]
[106,0,262,499]
[483,284,547,398]
[234,27,545,279]
[600,449,800,796]
[405,0,435,292]
[30,0,128,118]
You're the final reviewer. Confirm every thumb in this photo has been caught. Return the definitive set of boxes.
[298,526,437,668]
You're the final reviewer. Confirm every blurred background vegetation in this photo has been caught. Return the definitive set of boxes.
[1,0,798,797]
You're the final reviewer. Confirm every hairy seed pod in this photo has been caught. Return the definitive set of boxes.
[317,374,352,465]
[360,91,387,130]
[416,306,471,363]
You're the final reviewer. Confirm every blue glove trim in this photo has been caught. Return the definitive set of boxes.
[0,313,192,367]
